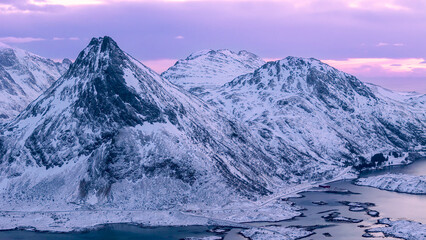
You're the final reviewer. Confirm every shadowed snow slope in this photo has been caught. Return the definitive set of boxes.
[0,37,295,211]
[162,49,265,95]
[0,44,70,123]
[201,57,425,168]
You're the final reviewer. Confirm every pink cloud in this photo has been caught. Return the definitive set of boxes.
[142,59,178,74]
[323,58,426,93]
[323,58,426,76]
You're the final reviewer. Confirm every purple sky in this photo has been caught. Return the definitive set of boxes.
[0,0,425,93]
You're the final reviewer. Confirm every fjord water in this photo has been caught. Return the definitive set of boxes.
[226,158,426,240]
[0,225,220,240]
[1,159,424,240]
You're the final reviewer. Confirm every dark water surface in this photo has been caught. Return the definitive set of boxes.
[1,160,424,240]
[0,225,221,240]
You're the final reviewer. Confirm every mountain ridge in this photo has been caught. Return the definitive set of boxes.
[0,44,71,123]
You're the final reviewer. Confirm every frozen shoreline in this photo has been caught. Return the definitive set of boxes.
[2,161,421,234]
[0,167,356,233]
[367,218,426,240]
[355,174,426,194]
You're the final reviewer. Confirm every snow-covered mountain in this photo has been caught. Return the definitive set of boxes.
[0,37,305,211]
[366,82,426,113]
[162,49,265,95]
[0,43,71,123]
[200,57,425,168]
[0,37,423,225]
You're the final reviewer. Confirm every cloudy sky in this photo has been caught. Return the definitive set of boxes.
[1,0,425,92]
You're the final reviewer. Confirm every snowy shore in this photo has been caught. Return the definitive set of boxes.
[0,197,303,233]
[367,218,426,240]
[355,174,426,194]
[240,225,312,240]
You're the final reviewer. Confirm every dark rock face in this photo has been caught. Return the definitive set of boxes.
[339,201,379,218]
[322,211,363,223]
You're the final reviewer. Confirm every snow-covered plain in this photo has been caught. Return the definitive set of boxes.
[367,218,426,240]
[356,174,426,194]
[0,209,240,233]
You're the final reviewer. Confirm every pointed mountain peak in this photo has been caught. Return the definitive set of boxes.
[68,36,129,76]
[79,36,123,60]
[88,36,119,52]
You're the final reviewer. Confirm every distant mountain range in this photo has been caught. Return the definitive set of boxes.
[0,37,424,214]
[0,43,71,123]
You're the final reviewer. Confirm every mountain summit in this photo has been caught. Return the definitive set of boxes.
[162,49,265,95]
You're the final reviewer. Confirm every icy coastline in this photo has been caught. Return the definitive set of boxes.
[240,225,313,240]
[355,174,426,194]
[367,218,426,240]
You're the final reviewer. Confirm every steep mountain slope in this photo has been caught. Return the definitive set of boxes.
[162,49,265,95]
[0,37,302,212]
[204,57,425,168]
[366,83,426,115]
[0,43,71,123]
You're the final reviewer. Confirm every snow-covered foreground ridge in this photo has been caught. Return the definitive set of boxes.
[367,218,426,240]
[356,174,426,194]
[0,44,70,123]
